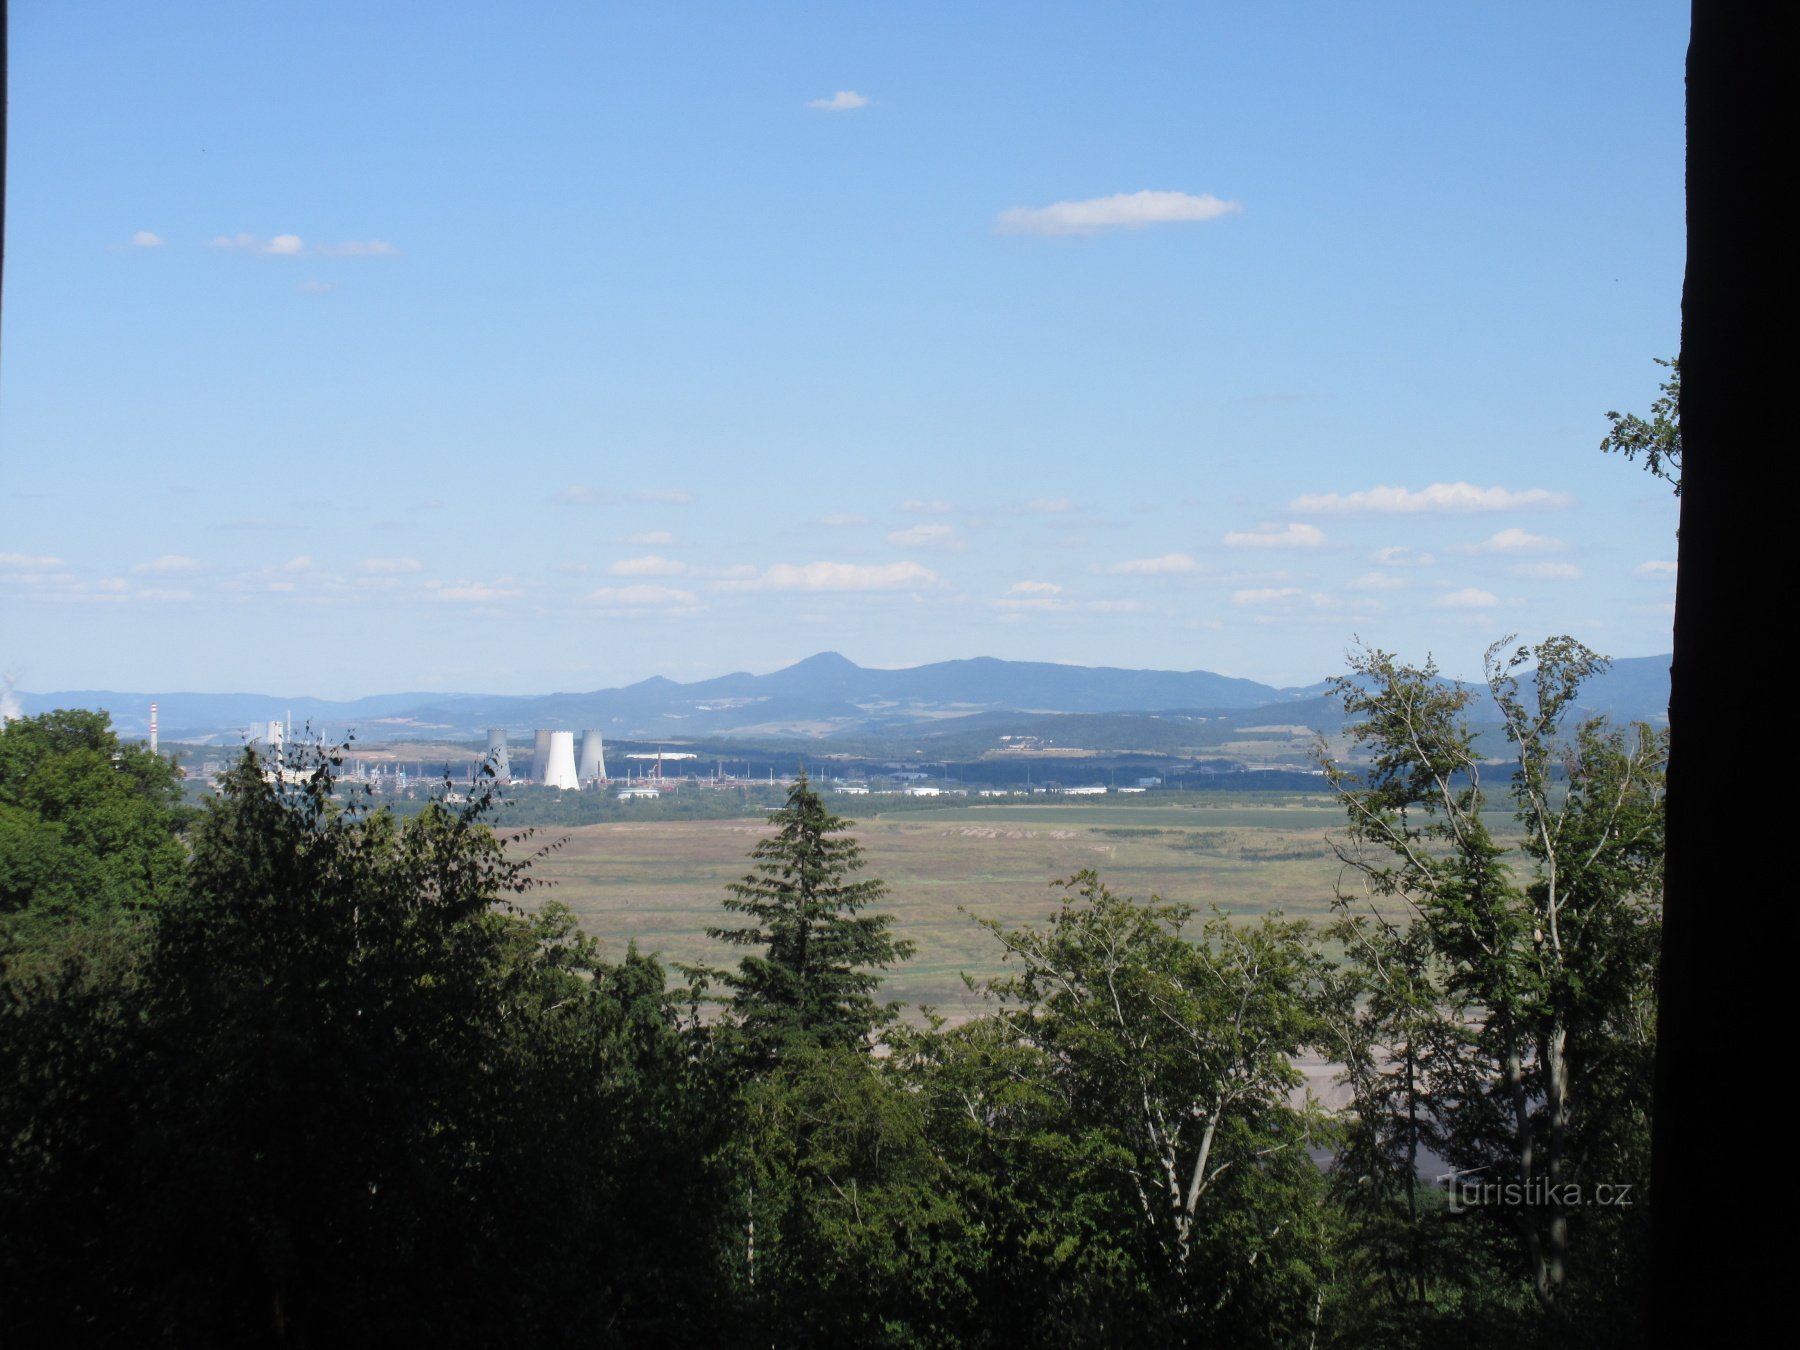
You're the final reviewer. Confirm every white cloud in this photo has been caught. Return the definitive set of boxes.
[357,556,424,574]
[1292,483,1572,514]
[0,552,66,571]
[806,90,869,111]
[1222,521,1326,549]
[632,487,694,504]
[996,190,1243,237]
[209,232,305,255]
[587,584,699,607]
[1103,553,1199,575]
[428,579,525,603]
[557,484,607,506]
[1635,559,1678,577]
[722,561,940,592]
[1022,497,1073,513]
[1470,527,1568,555]
[1373,546,1437,567]
[1232,587,1303,606]
[995,596,1071,613]
[1509,561,1582,580]
[1007,580,1063,596]
[1085,599,1145,613]
[901,498,955,513]
[609,555,688,577]
[887,522,962,549]
[1347,571,1406,591]
[134,554,202,574]
[1436,587,1502,608]
[129,230,164,248]
[316,239,398,257]
[623,530,676,546]
[295,280,340,295]
[280,555,318,573]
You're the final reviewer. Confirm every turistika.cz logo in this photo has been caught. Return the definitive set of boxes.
[1438,1167,1636,1214]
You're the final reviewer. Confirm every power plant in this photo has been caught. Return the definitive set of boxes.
[484,728,510,781]
[539,730,579,791]
[482,728,607,790]
[577,729,607,781]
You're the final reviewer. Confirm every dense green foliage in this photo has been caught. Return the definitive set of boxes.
[1321,638,1662,1345]
[0,709,187,956]
[704,772,916,1060]
[0,642,1661,1346]
[1600,356,1681,494]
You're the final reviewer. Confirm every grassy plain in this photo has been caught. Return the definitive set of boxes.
[520,796,1401,1015]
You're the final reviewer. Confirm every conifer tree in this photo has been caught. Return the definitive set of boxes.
[707,771,912,1060]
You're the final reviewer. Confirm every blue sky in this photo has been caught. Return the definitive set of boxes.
[2,2,1685,698]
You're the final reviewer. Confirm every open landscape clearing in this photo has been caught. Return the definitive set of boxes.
[522,797,1373,1013]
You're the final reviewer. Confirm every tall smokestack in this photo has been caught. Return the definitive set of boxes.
[484,729,511,782]
[150,702,158,755]
[541,731,579,791]
[532,729,554,782]
[577,729,607,782]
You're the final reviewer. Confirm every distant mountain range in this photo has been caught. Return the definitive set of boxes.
[18,650,1672,746]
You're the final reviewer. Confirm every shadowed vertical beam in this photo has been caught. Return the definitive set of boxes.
[1656,3,1792,1341]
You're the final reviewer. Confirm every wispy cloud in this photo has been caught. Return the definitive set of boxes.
[1222,522,1326,549]
[428,579,525,603]
[1373,546,1437,567]
[128,230,164,248]
[632,487,694,505]
[819,513,870,528]
[1021,497,1073,514]
[1436,587,1503,608]
[623,530,676,546]
[1103,553,1199,575]
[996,190,1243,237]
[900,498,954,514]
[0,552,66,571]
[722,561,940,593]
[1291,483,1572,514]
[1509,561,1582,580]
[557,485,607,506]
[356,557,424,575]
[887,522,962,549]
[1635,559,1678,578]
[206,233,395,257]
[806,90,869,111]
[609,555,688,577]
[134,554,202,574]
[586,584,701,612]
[1468,527,1568,555]
[209,233,305,256]
[1007,580,1063,596]
[1347,571,1406,591]
[1232,587,1304,606]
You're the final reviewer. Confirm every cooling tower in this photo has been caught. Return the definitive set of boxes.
[577,729,607,782]
[532,729,554,782]
[541,730,579,791]
[484,729,511,782]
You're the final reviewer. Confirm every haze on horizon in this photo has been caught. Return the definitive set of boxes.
[1,3,1684,700]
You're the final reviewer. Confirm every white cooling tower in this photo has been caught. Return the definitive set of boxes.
[577,729,607,782]
[484,729,511,782]
[532,729,554,782]
[541,730,579,791]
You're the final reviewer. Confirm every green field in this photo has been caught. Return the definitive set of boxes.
[520,796,1411,1015]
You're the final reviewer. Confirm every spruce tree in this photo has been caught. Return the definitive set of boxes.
[708,772,912,1059]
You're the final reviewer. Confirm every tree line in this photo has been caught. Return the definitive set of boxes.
[0,637,1661,1348]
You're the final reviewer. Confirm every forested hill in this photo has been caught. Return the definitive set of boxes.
[20,650,1671,743]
